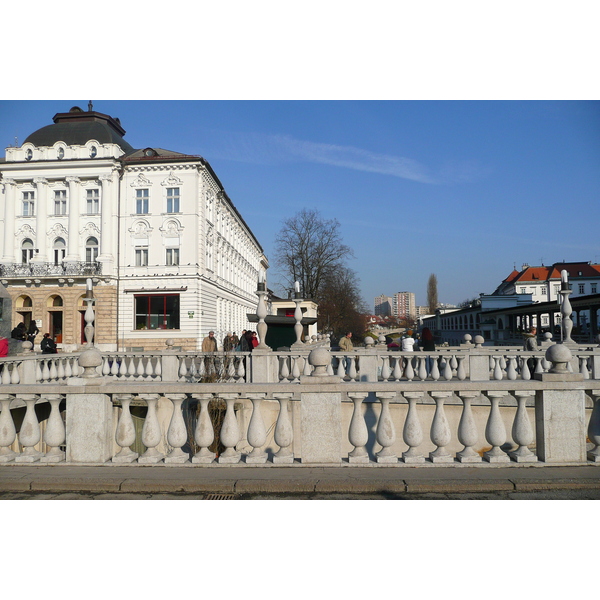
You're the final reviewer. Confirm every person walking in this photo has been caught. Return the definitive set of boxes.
[339,332,354,374]
[523,327,538,351]
[202,331,218,352]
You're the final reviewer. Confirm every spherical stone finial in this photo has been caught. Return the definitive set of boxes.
[545,342,572,374]
[308,347,331,376]
[544,332,553,342]
[364,336,374,347]
[21,340,33,353]
[473,335,485,348]
[79,347,103,378]
[463,334,472,343]
[165,339,174,351]
[378,335,387,346]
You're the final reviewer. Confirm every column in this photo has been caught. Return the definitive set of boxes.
[1,178,17,263]
[98,172,114,262]
[33,177,49,261]
[65,177,81,262]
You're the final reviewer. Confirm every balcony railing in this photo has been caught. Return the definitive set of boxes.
[0,261,102,278]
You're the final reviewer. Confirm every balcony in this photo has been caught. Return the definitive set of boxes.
[0,261,102,278]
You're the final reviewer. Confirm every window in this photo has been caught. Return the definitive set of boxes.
[541,287,547,296]
[166,187,180,213]
[86,189,99,214]
[579,284,585,294]
[53,238,66,265]
[90,146,97,158]
[22,191,35,216]
[54,190,67,215]
[85,237,99,264]
[25,148,33,161]
[22,239,34,264]
[135,248,148,266]
[554,284,560,296]
[520,287,526,294]
[57,147,64,160]
[592,284,597,294]
[136,189,149,214]
[166,248,179,266]
[134,294,180,330]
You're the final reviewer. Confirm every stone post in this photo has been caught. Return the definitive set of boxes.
[161,340,180,382]
[534,343,586,463]
[468,336,490,381]
[355,338,379,382]
[300,347,342,464]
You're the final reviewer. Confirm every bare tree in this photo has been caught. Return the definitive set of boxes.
[274,208,354,301]
[427,273,438,314]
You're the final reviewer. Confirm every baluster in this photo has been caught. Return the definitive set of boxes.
[49,358,58,381]
[521,356,531,380]
[280,355,290,383]
[534,357,544,375]
[138,394,164,463]
[302,355,312,377]
[112,394,139,463]
[430,356,440,381]
[273,393,294,464]
[11,363,20,384]
[587,390,600,462]
[35,360,43,382]
[580,357,590,379]
[506,357,517,380]
[116,356,127,377]
[347,392,369,463]
[0,394,18,462]
[417,356,428,381]
[492,356,503,380]
[165,394,189,463]
[483,391,510,462]
[246,393,268,463]
[15,395,42,462]
[336,355,345,378]
[56,358,66,381]
[404,356,414,381]
[65,357,73,378]
[109,356,119,376]
[197,357,206,380]
[456,355,466,380]
[442,356,453,380]
[429,391,453,463]
[136,356,145,378]
[144,356,155,379]
[154,356,162,380]
[347,355,357,381]
[102,356,111,376]
[40,394,65,463]
[291,356,301,383]
[450,354,458,376]
[456,391,481,462]
[326,361,334,376]
[236,356,246,382]
[375,392,397,463]
[380,356,391,381]
[218,393,241,464]
[541,355,551,371]
[509,391,537,462]
[178,357,188,380]
[127,356,137,378]
[392,356,403,381]
[191,393,215,464]
[42,359,51,382]
[402,392,425,463]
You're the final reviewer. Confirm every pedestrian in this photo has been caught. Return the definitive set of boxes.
[523,327,538,351]
[338,331,354,374]
[401,331,415,352]
[223,332,236,352]
[41,333,57,354]
[11,322,27,341]
[243,330,254,352]
[202,330,218,352]
[27,320,39,344]
[251,331,259,349]
[0,335,8,357]
[420,327,435,374]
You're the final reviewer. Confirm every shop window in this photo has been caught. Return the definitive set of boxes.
[134,294,180,330]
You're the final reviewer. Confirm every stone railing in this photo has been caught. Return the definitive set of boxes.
[0,261,102,278]
[0,344,599,466]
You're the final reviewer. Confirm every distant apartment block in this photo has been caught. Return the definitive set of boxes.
[374,294,392,316]
[393,291,416,318]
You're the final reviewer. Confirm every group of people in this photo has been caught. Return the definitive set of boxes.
[9,322,57,354]
[201,330,259,352]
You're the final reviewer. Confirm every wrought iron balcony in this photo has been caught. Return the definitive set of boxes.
[0,261,102,278]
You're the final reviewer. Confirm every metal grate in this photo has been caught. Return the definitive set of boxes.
[204,493,236,500]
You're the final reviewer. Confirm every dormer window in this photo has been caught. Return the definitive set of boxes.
[143,148,157,157]
[90,146,97,158]
[25,148,33,161]
[57,147,65,160]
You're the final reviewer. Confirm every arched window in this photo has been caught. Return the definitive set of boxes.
[53,237,66,265]
[21,239,34,264]
[85,237,99,264]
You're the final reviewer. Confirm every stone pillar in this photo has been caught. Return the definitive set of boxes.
[65,177,81,262]
[32,178,49,261]
[300,391,342,464]
[534,343,586,463]
[468,337,490,381]
[355,348,378,382]
[1,178,17,263]
[66,392,114,463]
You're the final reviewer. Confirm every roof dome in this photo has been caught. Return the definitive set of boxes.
[24,106,135,154]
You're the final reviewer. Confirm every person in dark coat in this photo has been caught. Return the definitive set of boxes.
[11,322,27,341]
[41,333,58,354]
[27,320,40,344]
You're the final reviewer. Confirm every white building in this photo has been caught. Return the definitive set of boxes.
[0,104,268,351]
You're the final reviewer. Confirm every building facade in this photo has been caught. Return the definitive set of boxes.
[392,291,416,319]
[374,294,392,316]
[0,105,267,351]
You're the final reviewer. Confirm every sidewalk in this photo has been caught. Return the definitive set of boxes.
[1,463,599,498]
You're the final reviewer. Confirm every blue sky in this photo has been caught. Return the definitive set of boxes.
[1,100,599,307]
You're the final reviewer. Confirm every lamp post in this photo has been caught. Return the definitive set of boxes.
[559,270,575,345]
[255,269,269,350]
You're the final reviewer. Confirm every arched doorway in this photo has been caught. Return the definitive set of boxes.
[47,295,64,343]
